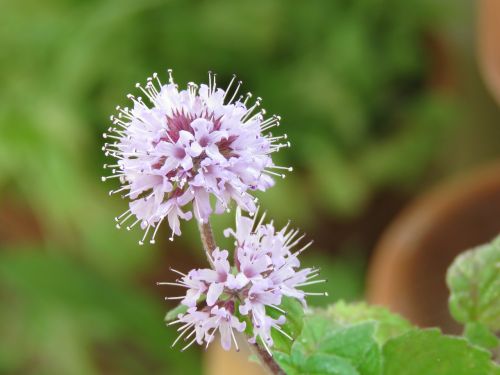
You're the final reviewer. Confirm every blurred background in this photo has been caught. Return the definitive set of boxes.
[0,0,499,374]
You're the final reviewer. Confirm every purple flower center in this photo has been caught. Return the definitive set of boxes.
[217,271,228,283]
[165,110,223,142]
[243,266,257,278]
[199,135,210,147]
[173,146,186,159]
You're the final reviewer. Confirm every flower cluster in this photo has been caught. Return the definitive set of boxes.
[102,70,290,243]
[159,209,325,354]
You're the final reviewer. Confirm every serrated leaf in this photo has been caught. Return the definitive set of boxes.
[164,303,188,322]
[267,296,304,354]
[292,316,332,355]
[275,315,381,375]
[276,346,360,375]
[273,352,300,375]
[321,300,413,344]
[315,322,381,375]
[446,235,500,331]
[464,322,500,350]
[382,329,498,375]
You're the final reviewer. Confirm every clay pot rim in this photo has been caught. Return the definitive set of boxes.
[366,161,500,305]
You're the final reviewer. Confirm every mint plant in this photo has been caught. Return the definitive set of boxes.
[447,237,500,352]
[103,70,499,374]
[271,236,500,375]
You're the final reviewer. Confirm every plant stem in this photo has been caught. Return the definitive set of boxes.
[197,220,216,268]
[196,219,284,375]
[249,342,286,375]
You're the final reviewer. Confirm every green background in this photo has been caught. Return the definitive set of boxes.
[0,0,498,374]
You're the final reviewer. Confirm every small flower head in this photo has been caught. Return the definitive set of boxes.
[103,70,291,243]
[159,209,326,354]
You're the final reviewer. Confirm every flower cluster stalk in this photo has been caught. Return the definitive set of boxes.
[197,219,284,375]
[197,221,216,268]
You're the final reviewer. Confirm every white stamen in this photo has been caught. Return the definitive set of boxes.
[230,327,240,352]
[296,279,327,287]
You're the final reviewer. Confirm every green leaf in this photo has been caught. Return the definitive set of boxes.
[291,315,333,356]
[302,353,360,375]
[464,322,500,350]
[267,296,304,354]
[321,300,413,344]
[273,352,300,375]
[277,349,360,375]
[446,235,500,331]
[382,329,499,375]
[315,322,381,375]
[275,315,382,375]
[164,304,188,322]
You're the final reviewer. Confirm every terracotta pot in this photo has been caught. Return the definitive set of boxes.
[205,334,267,375]
[366,162,500,333]
[478,0,500,104]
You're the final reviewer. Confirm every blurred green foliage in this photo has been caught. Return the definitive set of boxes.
[0,0,496,374]
[0,0,451,232]
[0,249,201,375]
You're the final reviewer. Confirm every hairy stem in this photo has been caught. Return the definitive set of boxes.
[196,219,284,375]
[249,342,286,375]
[197,220,216,268]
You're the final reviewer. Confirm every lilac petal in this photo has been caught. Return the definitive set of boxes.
[190,118,213,137]
[239,300,251,315]
[155,141,176,156]
[197,269,218,283]
[233,318,246,333]
[206,282,224,306]
[167,210,181,236]
[226,273,249,290]
[177,130,195,146]
[205,144,226,163]
[177,188,194,206]
[188,141,203,157]
[182,289,201,307]
[180,155,193,171]
[219,323,232,351]
[161,157,180,173]
[193,188,212,222]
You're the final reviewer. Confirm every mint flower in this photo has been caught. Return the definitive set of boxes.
[102,71,290,243]
[159,209,326,355]
[169,303,246,352]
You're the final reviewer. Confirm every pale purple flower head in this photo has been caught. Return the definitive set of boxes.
[159,208,326,354]
[102,70,291,243]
